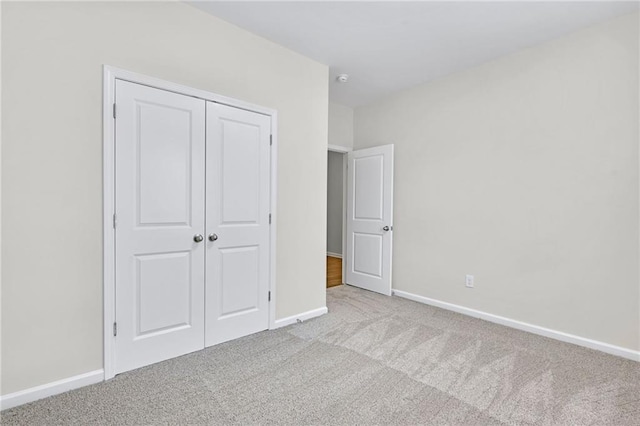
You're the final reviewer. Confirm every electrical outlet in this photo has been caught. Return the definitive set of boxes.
[465,275,474,288]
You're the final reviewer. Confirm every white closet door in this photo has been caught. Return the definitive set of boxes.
[346,145,394,295]
[114,80,206,374]
[205,102,271,347]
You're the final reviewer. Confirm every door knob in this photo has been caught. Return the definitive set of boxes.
[382,226,390,232]
[193,234,204,243]
[208,233,218,242]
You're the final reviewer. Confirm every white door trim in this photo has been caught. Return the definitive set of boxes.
[103,65,278,380]
[328,144,352,154]
[327,145,351,284]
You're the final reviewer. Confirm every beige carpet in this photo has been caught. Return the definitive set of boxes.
[2,285,639,425]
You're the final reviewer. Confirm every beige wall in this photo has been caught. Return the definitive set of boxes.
[329,102,354,149]
[1,1,328,395]
[326,102,352,258]
[354,13,640,351]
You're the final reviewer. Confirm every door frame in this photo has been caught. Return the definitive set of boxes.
[327,145,351,285]
[102,65,278,380]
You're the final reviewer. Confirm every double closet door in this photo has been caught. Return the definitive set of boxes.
[114,80,271,375]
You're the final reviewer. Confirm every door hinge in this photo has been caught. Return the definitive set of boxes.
[113,213,117,229]
[113,103,116,119]
[270,135,272,146]
[268,291,271,302]
[113,322,117,337]
[269,213,272,225]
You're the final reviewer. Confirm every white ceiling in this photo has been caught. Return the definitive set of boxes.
[189,1,638,107]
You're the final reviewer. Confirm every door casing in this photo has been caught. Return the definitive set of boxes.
[103,66,278,380]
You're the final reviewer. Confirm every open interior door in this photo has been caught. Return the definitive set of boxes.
[345,144,394,295]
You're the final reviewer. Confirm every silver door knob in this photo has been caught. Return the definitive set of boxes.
[193,234,204,243]
[382,226,390,232]
[208,233,218,242]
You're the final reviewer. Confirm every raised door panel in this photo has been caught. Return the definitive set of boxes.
[137,103,193,227]
[220,120,261,225]
[218,246,260,318]
[135,251,192,337]
[353,233,383,278]
[354,155,384,221]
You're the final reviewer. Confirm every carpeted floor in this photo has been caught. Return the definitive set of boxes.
[2,285,639,425]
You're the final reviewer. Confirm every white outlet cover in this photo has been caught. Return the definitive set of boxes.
[465,275,474,288]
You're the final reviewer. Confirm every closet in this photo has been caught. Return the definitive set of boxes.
[112,79,272,374]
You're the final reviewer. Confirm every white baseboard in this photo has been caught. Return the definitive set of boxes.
[327,252,342,259]
[392,289,640,362]
[272,306,328,329]
[0,369,104,411]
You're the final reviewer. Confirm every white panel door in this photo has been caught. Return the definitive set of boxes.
[205,102,271,347]
[346,145,394,295]
[115,80,206,374]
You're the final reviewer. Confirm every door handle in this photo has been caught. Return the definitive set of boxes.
[382,226,390,232]
[193,234,204,243]
[209,233,218,242]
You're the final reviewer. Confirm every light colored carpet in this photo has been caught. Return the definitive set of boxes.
[2,285,639,425]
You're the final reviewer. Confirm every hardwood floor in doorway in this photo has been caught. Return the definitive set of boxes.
[326,256,342,288]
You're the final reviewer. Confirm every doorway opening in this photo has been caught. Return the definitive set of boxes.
[327,146,349,288]
[327,143,395,295]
